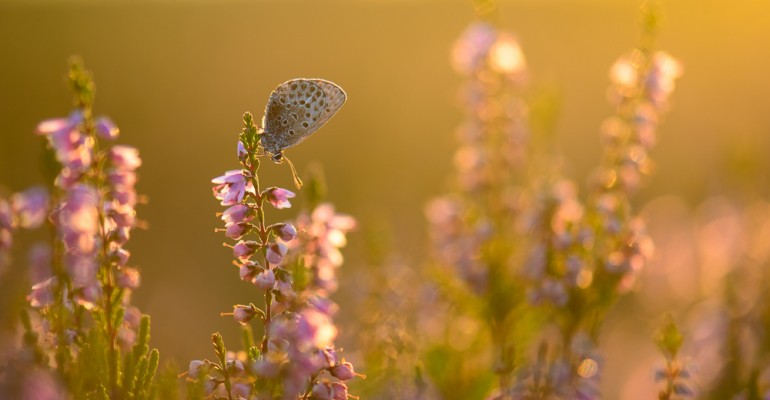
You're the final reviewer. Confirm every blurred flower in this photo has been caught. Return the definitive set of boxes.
[95,116,119,140]
[11,187,49,229]
[109,145,142,171]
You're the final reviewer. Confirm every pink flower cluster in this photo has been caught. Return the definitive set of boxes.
[199,115,360,398]
[29,107,145,348]
[0,187,49,276]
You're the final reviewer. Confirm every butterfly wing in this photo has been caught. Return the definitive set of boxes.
[261,79,346,155]
[309,79,347,129]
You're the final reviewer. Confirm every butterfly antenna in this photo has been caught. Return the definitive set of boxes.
[284,155,304,189]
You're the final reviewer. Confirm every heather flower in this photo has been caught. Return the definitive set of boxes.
[253,268,276,290]
[110,145,142,171]
[266,242,288,265]
[221,204,252,224]
[11,187,49,229]
[237,140,248,160]
[266,187,296,209]
[35,111,93,180]
[451,22,497,75]
[225,222,249,240]
[28,277,57,308]
[238,260,261,282]
[330,361,357,381]
[232,304,258,325]
[212,170,252,206]
[233,240,260,260]
[117,267,141,290]
[646,51,683,106]
[273,222,298,242]
[0,198,13,255]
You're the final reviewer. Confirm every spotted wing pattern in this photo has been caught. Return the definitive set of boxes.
[261,78,346,156]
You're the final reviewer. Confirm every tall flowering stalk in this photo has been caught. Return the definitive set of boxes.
[514,4,681,398]
[190,112,359,399]
[426,19,532,396]
[428,3,682,398]
[17,59,158,399]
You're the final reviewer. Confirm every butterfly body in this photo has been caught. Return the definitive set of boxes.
[260,78,347,162]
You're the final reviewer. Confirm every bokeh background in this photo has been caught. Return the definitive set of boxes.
[1,0,769,397]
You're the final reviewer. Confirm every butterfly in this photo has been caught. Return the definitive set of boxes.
[259,78,347,188]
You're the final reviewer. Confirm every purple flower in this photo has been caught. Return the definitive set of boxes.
[233,240,259,261]
[225,222,249,240]
[11,187,49,229]
[238,261,260,282]
[331,361,357,381]
[233,304,258,325]
[188,360,207,379]
[237,141,248,160]
[110,145,142,171]
[451,22,497,75]
[117,267,141,290]
[95,116,120,140]
[266,187,295,209]
[272,223,297,242]
[36,111,93,175]
[221,204,252,225]
[265,242,288,265]
[254,268,276,290]
[28,277,57,308]
[212,170,253,206]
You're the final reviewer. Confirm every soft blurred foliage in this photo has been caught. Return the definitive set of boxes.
[1,0,770,398]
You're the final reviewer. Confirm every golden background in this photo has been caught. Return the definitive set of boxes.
[1,0,769,397]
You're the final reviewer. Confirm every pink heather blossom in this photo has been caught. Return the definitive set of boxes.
[112,248,130,267]
[331,361,357,381]
[237,141,248,160]
[124,306,142,328]
[238,261,260,282]
[273,223,297,242]
[233,305,258,325]
[35,112,82,136]
[95,116,119,140]
[311,382,334,400]
[266,187,295,209]
[212,170,253,206]
[59,185,99,254]
[11,187,49,229]
[298,307,338,348]
[110,145,142,171]
[75,283,102,310]
[225,222,249,240]
[254,268,276,290]
[233,240,259,261]
[108,169,137,188]
[331,381,349,400]
[221,204,252,225]
[28,277,57,308]
[452,22,497,75]
[646,51,683,105]
[265,242,288,265]
[117,267,141,290]
[188,360,206,379]
[36,112,93,175]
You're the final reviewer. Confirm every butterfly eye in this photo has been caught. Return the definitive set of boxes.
[302,122,309,128]
[289,130,295,136]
